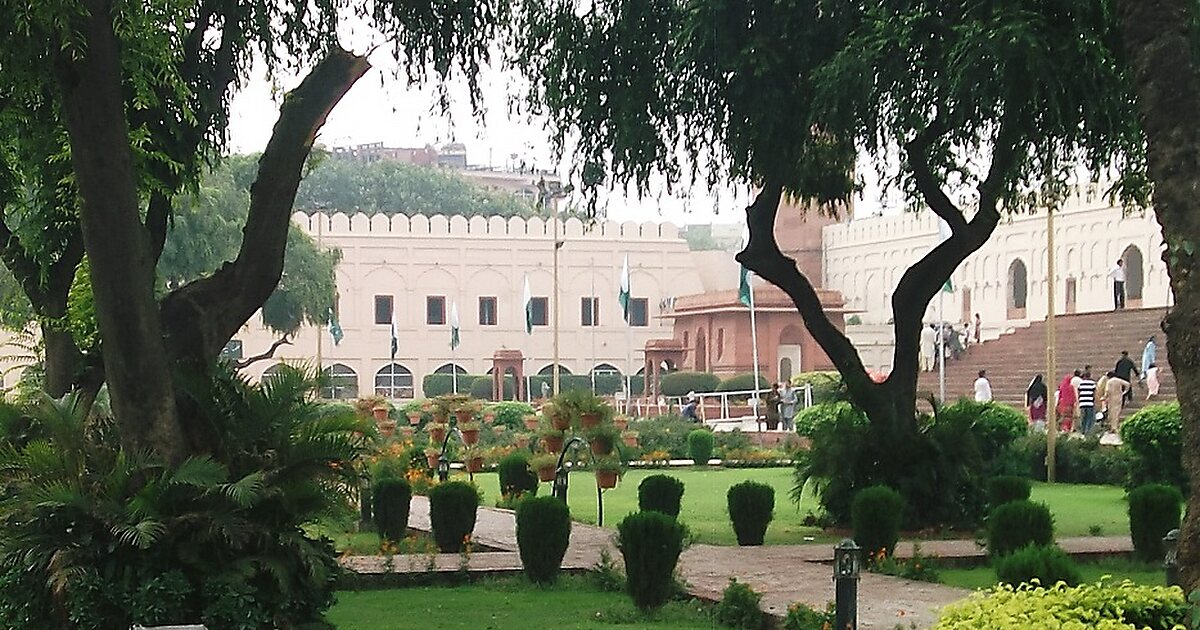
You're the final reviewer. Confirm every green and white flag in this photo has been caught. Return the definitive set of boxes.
[327,308,343,346]
[522,274,534,334]
[618,255,631,323]
[449,301,460,350]
[738,266,754,307]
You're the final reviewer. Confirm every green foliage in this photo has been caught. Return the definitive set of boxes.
[715,579,763,630]
[515,497,572,585]
[498,453,538,499]
[934,580,1187,629]
[422,373,482,398]
[616,511,687,612]
[851,485,905,557]
[637,474,685,518]
[372,478,412,543]
[629,415,703,458]
[794,401,866,438]
[716,373,769,393]
[660,372,720,397]
[490,401,537,430]
[472,375,513,400]
[686,429,715,463]
[1121,402,1185,491]
[428,481,480,553]
[727,481,774,546]
[1127,484,1183,563]
[996,433,1129,485]
[0,365,370,628]
[993,545,1081,588]
[791,372,844,405]
[988,501,1054,558]
[783,602,835,630]
[871,543,940,583]
[938,400,1027,470]
[987,476,1032,509]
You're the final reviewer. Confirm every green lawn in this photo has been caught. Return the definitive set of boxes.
[1029,482,1128,538]
[939,558,1164,591]
[328,577,718,629]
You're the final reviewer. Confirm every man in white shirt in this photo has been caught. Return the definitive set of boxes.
[920,324,937,372]
[1109,259,1126,310]
[974,370,993,402]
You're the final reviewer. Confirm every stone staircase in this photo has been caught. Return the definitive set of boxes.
[918,307,1174,412]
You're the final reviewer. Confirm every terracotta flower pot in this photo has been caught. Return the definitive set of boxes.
[492,425,507,435]
[455,410,475,425]
[515,435,531,448]
[429,427,447,444]
[595,469,618,489]
[622,435,639,448]
[407,412,422,426]
[466,456,484,473]
[399,426,415,439]
[590,438,612,456]
[551,414,571,431]
[543,435,564,452]
[372,406,390,422]
[461,429,480,446]
[483,413,496,424]
[537,465,557,482]
[580,412,602,430]
[523,415,540,431]
[377,420,396,438]
[426,453,440,468]
[613,418,628,430]
[434,413,449,425]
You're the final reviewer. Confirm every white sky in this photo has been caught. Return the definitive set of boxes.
[227,47,889,225]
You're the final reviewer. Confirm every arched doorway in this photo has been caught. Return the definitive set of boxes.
[1122,244,1144,305]
[778,324,805,381]
[1007,259,1028,319]
[1065,277,1078,314]
[374,363,414,398]
[695,329,708,372]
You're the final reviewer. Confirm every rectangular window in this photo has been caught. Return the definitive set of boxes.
[628,297,649,327]
[717,328,725,359]
[374,295,394,325]
[530,297,549,326]
[426,296,446,325]
[479,296,498,326]
[581,297,600,327]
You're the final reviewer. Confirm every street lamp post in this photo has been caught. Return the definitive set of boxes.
[1046,206,1057,482]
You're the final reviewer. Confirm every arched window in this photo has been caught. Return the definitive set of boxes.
[538,364,572,376]
[591,363,621,376]
[1007,259,1028,311]
[1122,244,1145,301]
[262,363,287,384]
[321,363,358,400]
[374,364,413,399]
[434,363,467,375]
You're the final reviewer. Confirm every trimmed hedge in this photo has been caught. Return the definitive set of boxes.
[851,485,905,557]
[638,474,685,518]
[490,401,536,430]
[686,429,715,463]
[728,481,774,546]
[515,497,572,584]
[1128,483,1183,562]
[715,579,763,630]
[987,476,1032,509]
[428,481,480,553]
[617,511,687,611]
[372,478,412,543]
[716,373,769,393]
[934,581,1187,629]
[498,453,538,499]
[660,372,720,397]
[938,399,1027,468]
[987,500,1054,557]
[994,544,1080,587]
[422,373,483,398]
[794,401,867,438]
[1121,402,1185,491]
[471,375,513,400]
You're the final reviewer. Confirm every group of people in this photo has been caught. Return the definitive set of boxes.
[763,382,799,430]
[1023,336,1161,435]
[920,313,983,371]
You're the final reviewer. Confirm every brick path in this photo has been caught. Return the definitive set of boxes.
[341,497,1135,629]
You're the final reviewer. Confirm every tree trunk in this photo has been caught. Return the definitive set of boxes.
[1114,0,1200,591]
[56,0,186,463]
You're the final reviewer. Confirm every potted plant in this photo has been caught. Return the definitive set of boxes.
[514,433,531,449]
[455,398,482,425]
[372,404,390,422]
[540,428,565,453]
[482,407,497,424]
[459,421,482,446]
[575,393,611,430]
[544,400,570,431]
[463,447,485,473]
[491,424,507,436]
[407,409,423,426]
[621,430,639,448]
[399,425,415,439]
[593,458,623,489]
[427,422,448,445]
[523,414,540,431]
[531,453,559,482]
[586,425,619,456]
[613,415,629,430]
[425,447,441,469]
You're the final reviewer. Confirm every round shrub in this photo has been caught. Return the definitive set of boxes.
[638,474,686,518]
[372,478,412,543]
[934,580,1187,628]
[617,511,687,611]
[498,453,538,499]
[727,481,774,546]
[490,401,537,430]
[716,373,769,393]
[428,481,480,552]
[686,429,715,464]
[851,485,905,557]
[986,475,1032,509]
[791,371,844,405]
[794,401,866,438]
[1128,483,1183,562]
[994,544,1080,587]
[515,497,572,584]
[938,400,1027,468]
[987,500,1054,557]
[660,371,720,397]
[715,578,762,630]
[1121,402,1185,491]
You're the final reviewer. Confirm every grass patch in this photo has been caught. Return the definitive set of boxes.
[1029,482,1128,538]
[327,576,715,629]
[939,558,1164,591]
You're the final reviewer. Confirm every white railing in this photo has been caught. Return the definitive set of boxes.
[642,384,814,423]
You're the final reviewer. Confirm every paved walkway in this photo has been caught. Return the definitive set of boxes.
[341,498,1135,629]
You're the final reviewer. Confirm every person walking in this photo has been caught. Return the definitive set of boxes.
[1026,374,1048,432]
[1096,371,1111,424]
[974,370,993,402]
[1115,351,1139,406]
[1070,369,1083,420]
[1077,371,1098,435]
[920,324,937,372]
[1145,363,1161,400]
[1141,336,1157,380]
[973,313,982,345]
[1056,372,1077,433]
[779,381,798,431]
[1109,259,1126,310]
[1105,372,1131,430]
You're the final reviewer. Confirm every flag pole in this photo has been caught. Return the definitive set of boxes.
[938,291,945,402]
[748,272,762,434]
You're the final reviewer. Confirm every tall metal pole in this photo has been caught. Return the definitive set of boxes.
[316,213,323,376]
[938,292,945,402]
[552,187,560,396]
[590,261,597,394]
[1046,206,1058,482]
[748,271,762,432]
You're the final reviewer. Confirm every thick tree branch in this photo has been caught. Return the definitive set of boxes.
[161,49,370,364]
[146,191,170,264]
[904,117,968,233]
[0,216,50,307]
[234,334,292,369]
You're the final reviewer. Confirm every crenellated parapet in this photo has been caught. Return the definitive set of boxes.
[290,211,681,240]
